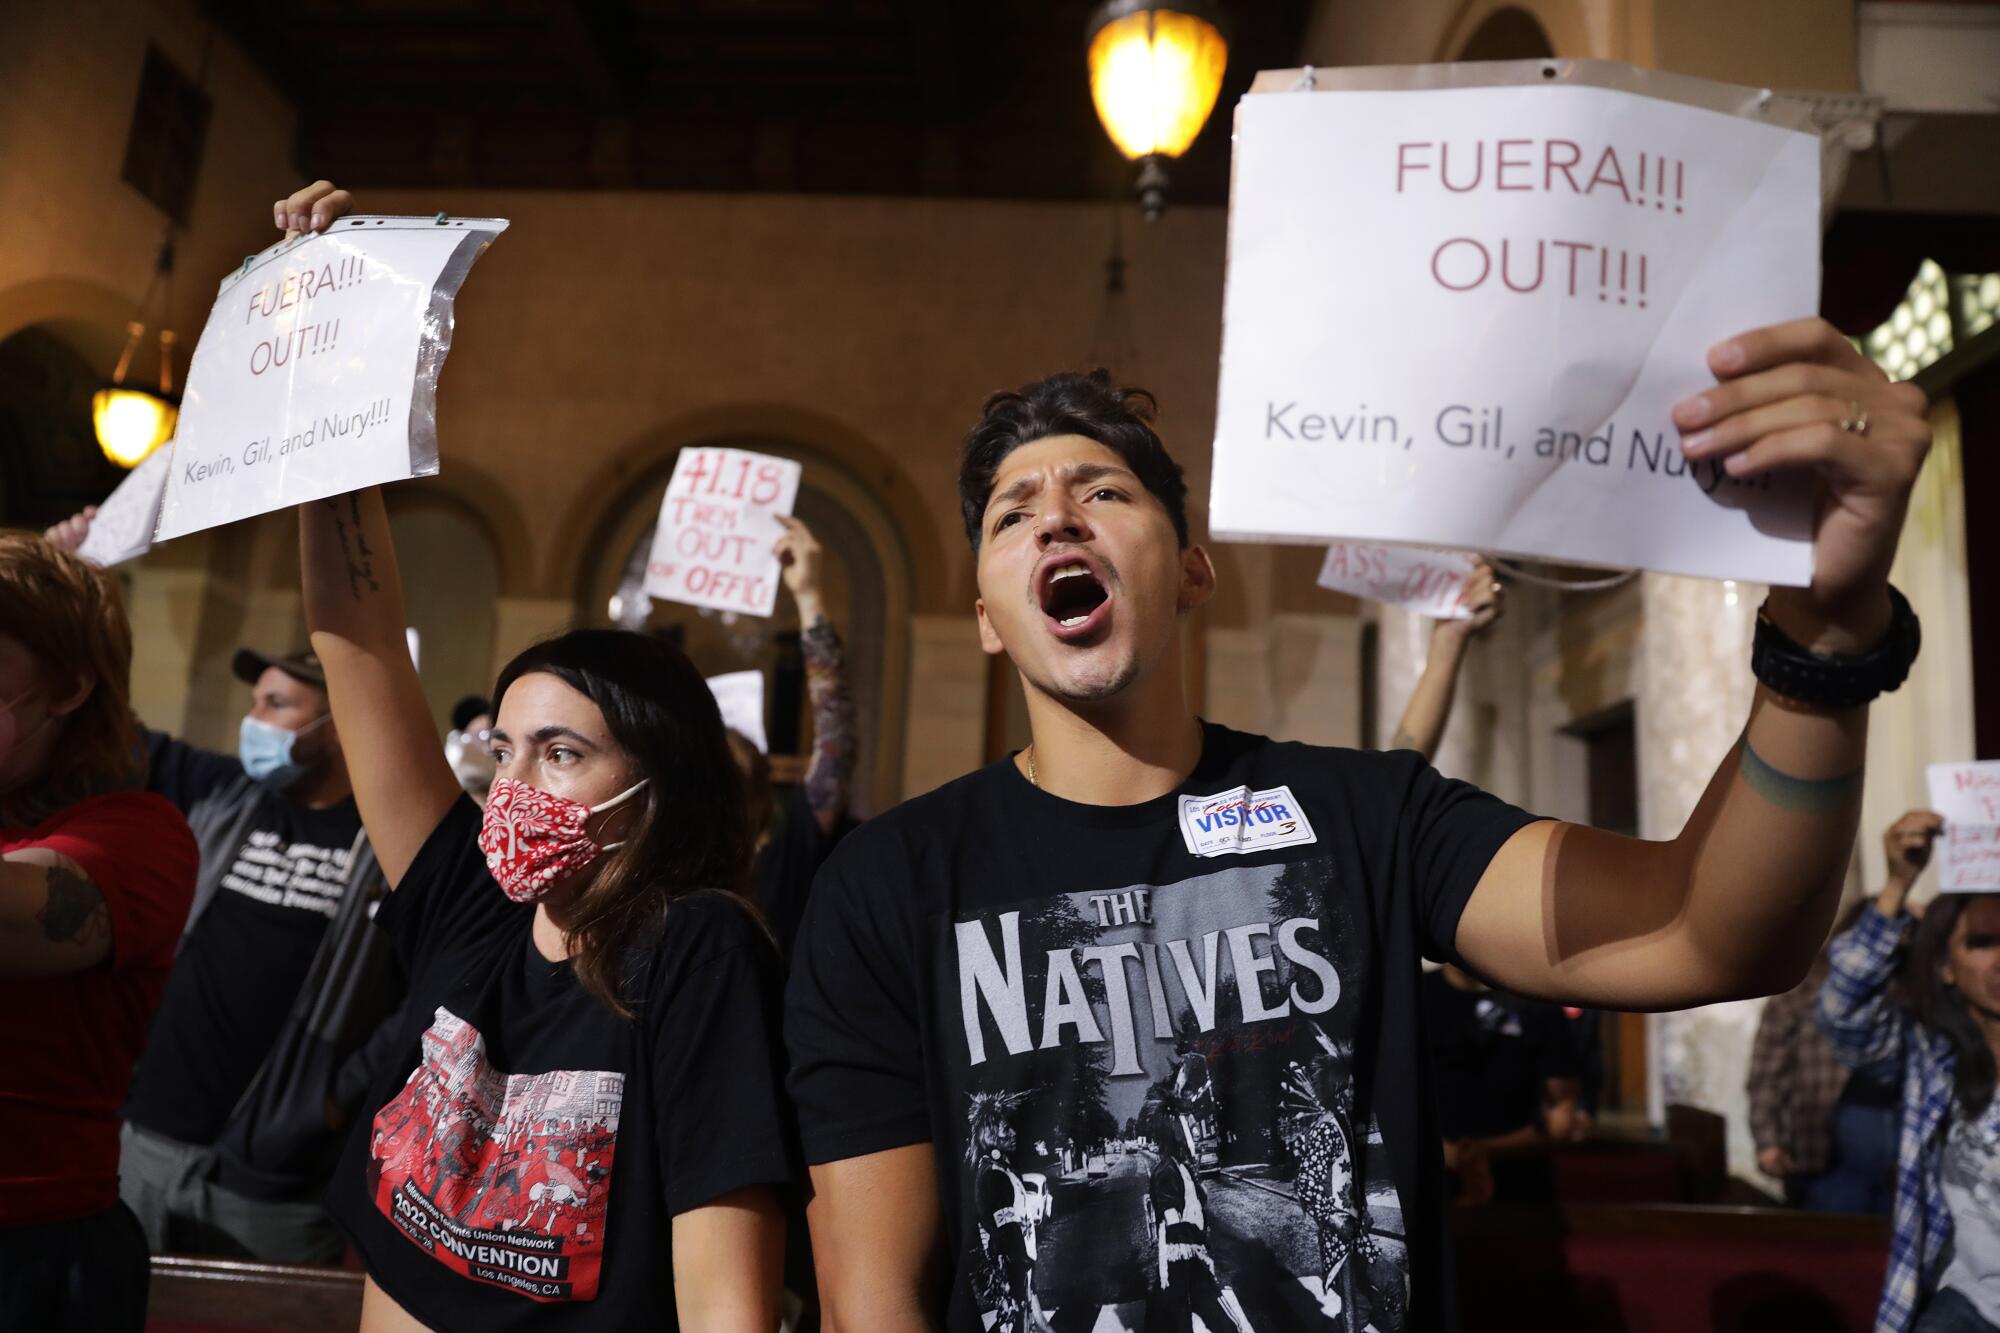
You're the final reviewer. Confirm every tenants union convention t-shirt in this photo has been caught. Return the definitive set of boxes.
[326,798,794,1332]
[786,723,1540,1332]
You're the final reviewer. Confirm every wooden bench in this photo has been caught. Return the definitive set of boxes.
[1453,1203,1891,1333]
[147,1255,363,1333]
[145,1201,1890,1332]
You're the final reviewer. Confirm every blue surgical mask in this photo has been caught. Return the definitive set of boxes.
[239,712,328,788]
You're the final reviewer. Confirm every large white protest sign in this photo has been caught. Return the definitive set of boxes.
[1211,63,1820,585]
[155,215,508,542]
[707,670,767,754]
[644,447,803,618]
[76,447,173,567]
[1927,762,2000,893]
[1318,542,1479,618]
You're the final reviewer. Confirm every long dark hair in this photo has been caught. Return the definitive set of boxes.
[494,629,753,1019]
[1911,893,1999,1117]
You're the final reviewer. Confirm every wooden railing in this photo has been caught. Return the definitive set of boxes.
[146,1201,1893,1333]
[147,1255,363,1333]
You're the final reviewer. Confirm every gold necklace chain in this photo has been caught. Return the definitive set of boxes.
[1026,745,1037,789]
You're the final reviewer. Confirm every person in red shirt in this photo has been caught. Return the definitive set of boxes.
[0,531,197,1331]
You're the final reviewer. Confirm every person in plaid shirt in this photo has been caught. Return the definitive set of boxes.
[1750,894,1899,1212]
[1820,810,2000,1333]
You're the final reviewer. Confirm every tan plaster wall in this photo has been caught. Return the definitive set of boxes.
[357,186,1230,621]
[0,0,299,361]
[0,5,1237,774]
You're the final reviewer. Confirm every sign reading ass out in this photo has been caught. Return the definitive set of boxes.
[1210,63,1821,586]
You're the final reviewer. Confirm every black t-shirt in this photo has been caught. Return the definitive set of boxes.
[785,723,1540,1332]
[324,798,793,1332]
[125,734,364,1144]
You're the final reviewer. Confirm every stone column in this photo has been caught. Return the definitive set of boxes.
[1857,400,1976,891]
[1637,571,1762,1174]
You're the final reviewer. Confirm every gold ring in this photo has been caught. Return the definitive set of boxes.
[1838,402,1870,436]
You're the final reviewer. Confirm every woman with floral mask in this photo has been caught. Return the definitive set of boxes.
[284,183,791,1332]
[0,532,197,1330]
[308,486,790,1332]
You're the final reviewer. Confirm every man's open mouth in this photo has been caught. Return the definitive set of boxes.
[1037,555,1112,638]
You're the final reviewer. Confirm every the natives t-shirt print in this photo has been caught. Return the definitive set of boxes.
[368,1008,621,1302]
[952,855,1409,1331]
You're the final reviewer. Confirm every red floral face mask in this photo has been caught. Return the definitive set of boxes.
[477,775,647,903]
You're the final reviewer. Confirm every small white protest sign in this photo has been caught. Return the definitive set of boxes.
[1211,65,1820,585]
[155,215,508,542]
[644,447,803,618]
[1317,542,1480,618]
[707,670,767,754]
[1926,762,2000,893]
[76,447,173,567]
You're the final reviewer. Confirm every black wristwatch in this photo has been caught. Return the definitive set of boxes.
[1751,584,1920,709]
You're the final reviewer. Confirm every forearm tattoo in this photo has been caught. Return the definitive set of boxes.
[323,495,379,600]
[800,619,858,824]
[38,867,110,948]
[1739,737,1864,813]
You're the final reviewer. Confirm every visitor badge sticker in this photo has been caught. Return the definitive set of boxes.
[644,447,803,618]
[76,447,173,566]
[1210,63,1820,584]
[1927,762,2000,893]
[1178,786,1318,858]
[154,214,508,542]
[1317,542,1480,618]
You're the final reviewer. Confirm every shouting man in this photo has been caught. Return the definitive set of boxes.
[788,333,1929,1330]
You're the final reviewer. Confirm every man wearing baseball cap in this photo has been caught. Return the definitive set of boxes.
[116,642,367,1261]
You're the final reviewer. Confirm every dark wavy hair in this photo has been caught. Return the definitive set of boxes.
[957,369,1189,552]
[1911,893,1999,1117]
[494,629,754,1019]
[0,532,142,826]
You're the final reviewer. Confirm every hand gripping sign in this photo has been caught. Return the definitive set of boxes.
[1317,542,1479,618]
[643,447,803,619]
[77,446,174,567]
[1926,762,2000,893]
[155,215,508,541]
[1210,60,1822,585]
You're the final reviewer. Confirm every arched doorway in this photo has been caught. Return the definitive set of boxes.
[1456,7,1557,62]
[582,439,911,815]
[0,325,129,530]
[384,498,503,732]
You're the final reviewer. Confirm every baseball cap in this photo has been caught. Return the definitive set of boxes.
[232,647,326,690]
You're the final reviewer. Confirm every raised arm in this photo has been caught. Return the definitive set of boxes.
[1456,319,1932,1011]
[301,487,459,886]
[272,182,459,884]
[775,517,857,834]
[1388,560,1501,759]
[1816,811,1939,1080]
